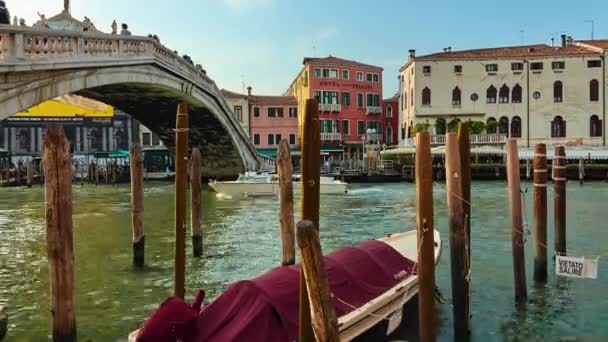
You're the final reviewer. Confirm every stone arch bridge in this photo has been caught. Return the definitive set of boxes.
[0,25,272,176]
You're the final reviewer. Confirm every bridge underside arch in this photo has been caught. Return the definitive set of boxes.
[0,65,258,177]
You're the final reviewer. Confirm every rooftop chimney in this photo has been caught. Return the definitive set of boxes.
[447,46,452,52]
[561,34,567,48]
[408,49,416,60]
[247,86,252,96]
[567,36,573,45]
[550,37,555,47]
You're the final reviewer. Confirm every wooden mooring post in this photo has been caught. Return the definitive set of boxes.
[506,139,527,304]
[130,144,145,268]
[277,139,295,266]
[299,99,320,342]
[533,144,547,283]
[457,123,471,334]
[43,125,77,341]
[296,220,339,342]
[445,132,468,339]
[174,103,189,299]
[553,146,566,256]
[190,147,203,257]
[578,158,584,185]
[415,132,437,342]
[26,160,33,187]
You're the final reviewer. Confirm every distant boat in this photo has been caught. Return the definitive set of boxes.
[129,230,441,341]
[208,172,350,198]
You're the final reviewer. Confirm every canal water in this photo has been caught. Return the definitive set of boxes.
[0,181,607,341]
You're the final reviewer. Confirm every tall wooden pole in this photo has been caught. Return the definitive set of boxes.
[26,160,33,187]
[174,103,189,299]
[553,146,566,256]
[457,123,471,334]
[299,99,320,342]
[190,147,203,257]
[506,139,527,304]
[277,139,295,266]
[43,125,76,342]
[415,132,437,342]
[445,132,468,339]
[533,144,547,283]
[130,144,145,268]
[296,220,339,342]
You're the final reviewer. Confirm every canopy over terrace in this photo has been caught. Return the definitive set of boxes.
[518,147,608,160]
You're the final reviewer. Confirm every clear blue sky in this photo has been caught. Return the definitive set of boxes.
[9,0,607,97]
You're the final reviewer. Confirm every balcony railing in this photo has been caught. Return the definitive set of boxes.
[330,104,341,112]
[366,106,382,115]
[401,134,508,146]
[321,132,342,141]
[318,103,341,112]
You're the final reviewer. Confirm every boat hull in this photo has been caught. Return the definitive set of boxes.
[208,181,348,198]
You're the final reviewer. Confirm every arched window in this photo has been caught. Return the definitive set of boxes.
[554,81,563,103]
[435,118,447,135]
[551,116,566,138]
[422,87,431,105]
[499,84,510,103]
[590,79,599,102]
[511,116,522,138]
[452,87,461,105]
[512,84,522,103]
[590,115,602,137]
[386,127,393,145]
[486,117,498,134]
[487,85,497,103]
[387,105,393,118]
[499,116,509,137]
[403,91,407,110]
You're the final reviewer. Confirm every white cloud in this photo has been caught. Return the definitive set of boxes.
[221,0,273,12]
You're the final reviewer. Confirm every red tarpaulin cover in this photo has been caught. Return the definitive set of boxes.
[137,239,416,342]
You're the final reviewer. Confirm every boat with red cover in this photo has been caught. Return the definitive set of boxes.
[129,230,441,341]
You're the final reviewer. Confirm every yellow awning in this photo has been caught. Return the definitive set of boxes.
[15,94,113,118]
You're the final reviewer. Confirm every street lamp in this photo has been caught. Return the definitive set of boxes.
[0,1,10,25]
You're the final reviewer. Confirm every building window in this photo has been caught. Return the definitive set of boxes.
[499,117,509,136]
[532,91,542,100]
[387,105,393,118]
[486,117,497,133]
[588,60,602,68]
[289,134,296,145]
[512,84,522,103]
[435,118,446,135]
[320,120,334,133]
[554,81,563,103]
[334,120,340,133]
[366,94,380,107]
[486,85,497,103]
[267,134,275,145]
[403,91,408,110]
[454,65,462,73]
[253,106,260,117]
[531,62,543,71]
[342,92,351,106]
[313,68,321,78]
[511,62,524,71]
[268,107,284,118]
[411,89,414,106]
[511,116,522,138]
[275,134,282,144]
[372,74,379,83]
[314,90,321,103]
[254,134,260,145]
[470,93,479,102]
[423,66,431,74]
[366,73,373,82]
[289,107,297,118]
[329,69,338,78]
[342,120,349,135]
[552,61,565,70]
[422,87,431,106]
[152,133,160,146]
[486,64,498,72]
[452,87,461,105]
[234,105,243,122]
[590,115,602,137]
[386,127,393,145]
[590,79,599,102]
[357,93,364,108]
[321,91,339,104]
[551,116,566,138]
[142,132,151,146]
[342,70,349,79]
[358,121,365,135]
[322,69,330,78]
[357,72,363,81]
[499,84,510,103]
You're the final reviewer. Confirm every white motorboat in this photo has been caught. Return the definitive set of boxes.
[208,172,349,198]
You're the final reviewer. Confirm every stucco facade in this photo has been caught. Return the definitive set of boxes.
[383,96,399,146]
[399,38,608,147]
[248,92,299,151]
[221,89,251,138]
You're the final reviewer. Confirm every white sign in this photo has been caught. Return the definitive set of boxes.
[556,255,599,279]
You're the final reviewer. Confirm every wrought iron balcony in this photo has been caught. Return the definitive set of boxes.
[320,132,342,141]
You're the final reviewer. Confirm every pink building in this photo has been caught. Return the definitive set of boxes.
[383,95,399,146]
[247,87,299,156]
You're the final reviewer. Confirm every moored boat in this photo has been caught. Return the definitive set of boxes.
[129,230,441,341]
[208,172,349,198]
